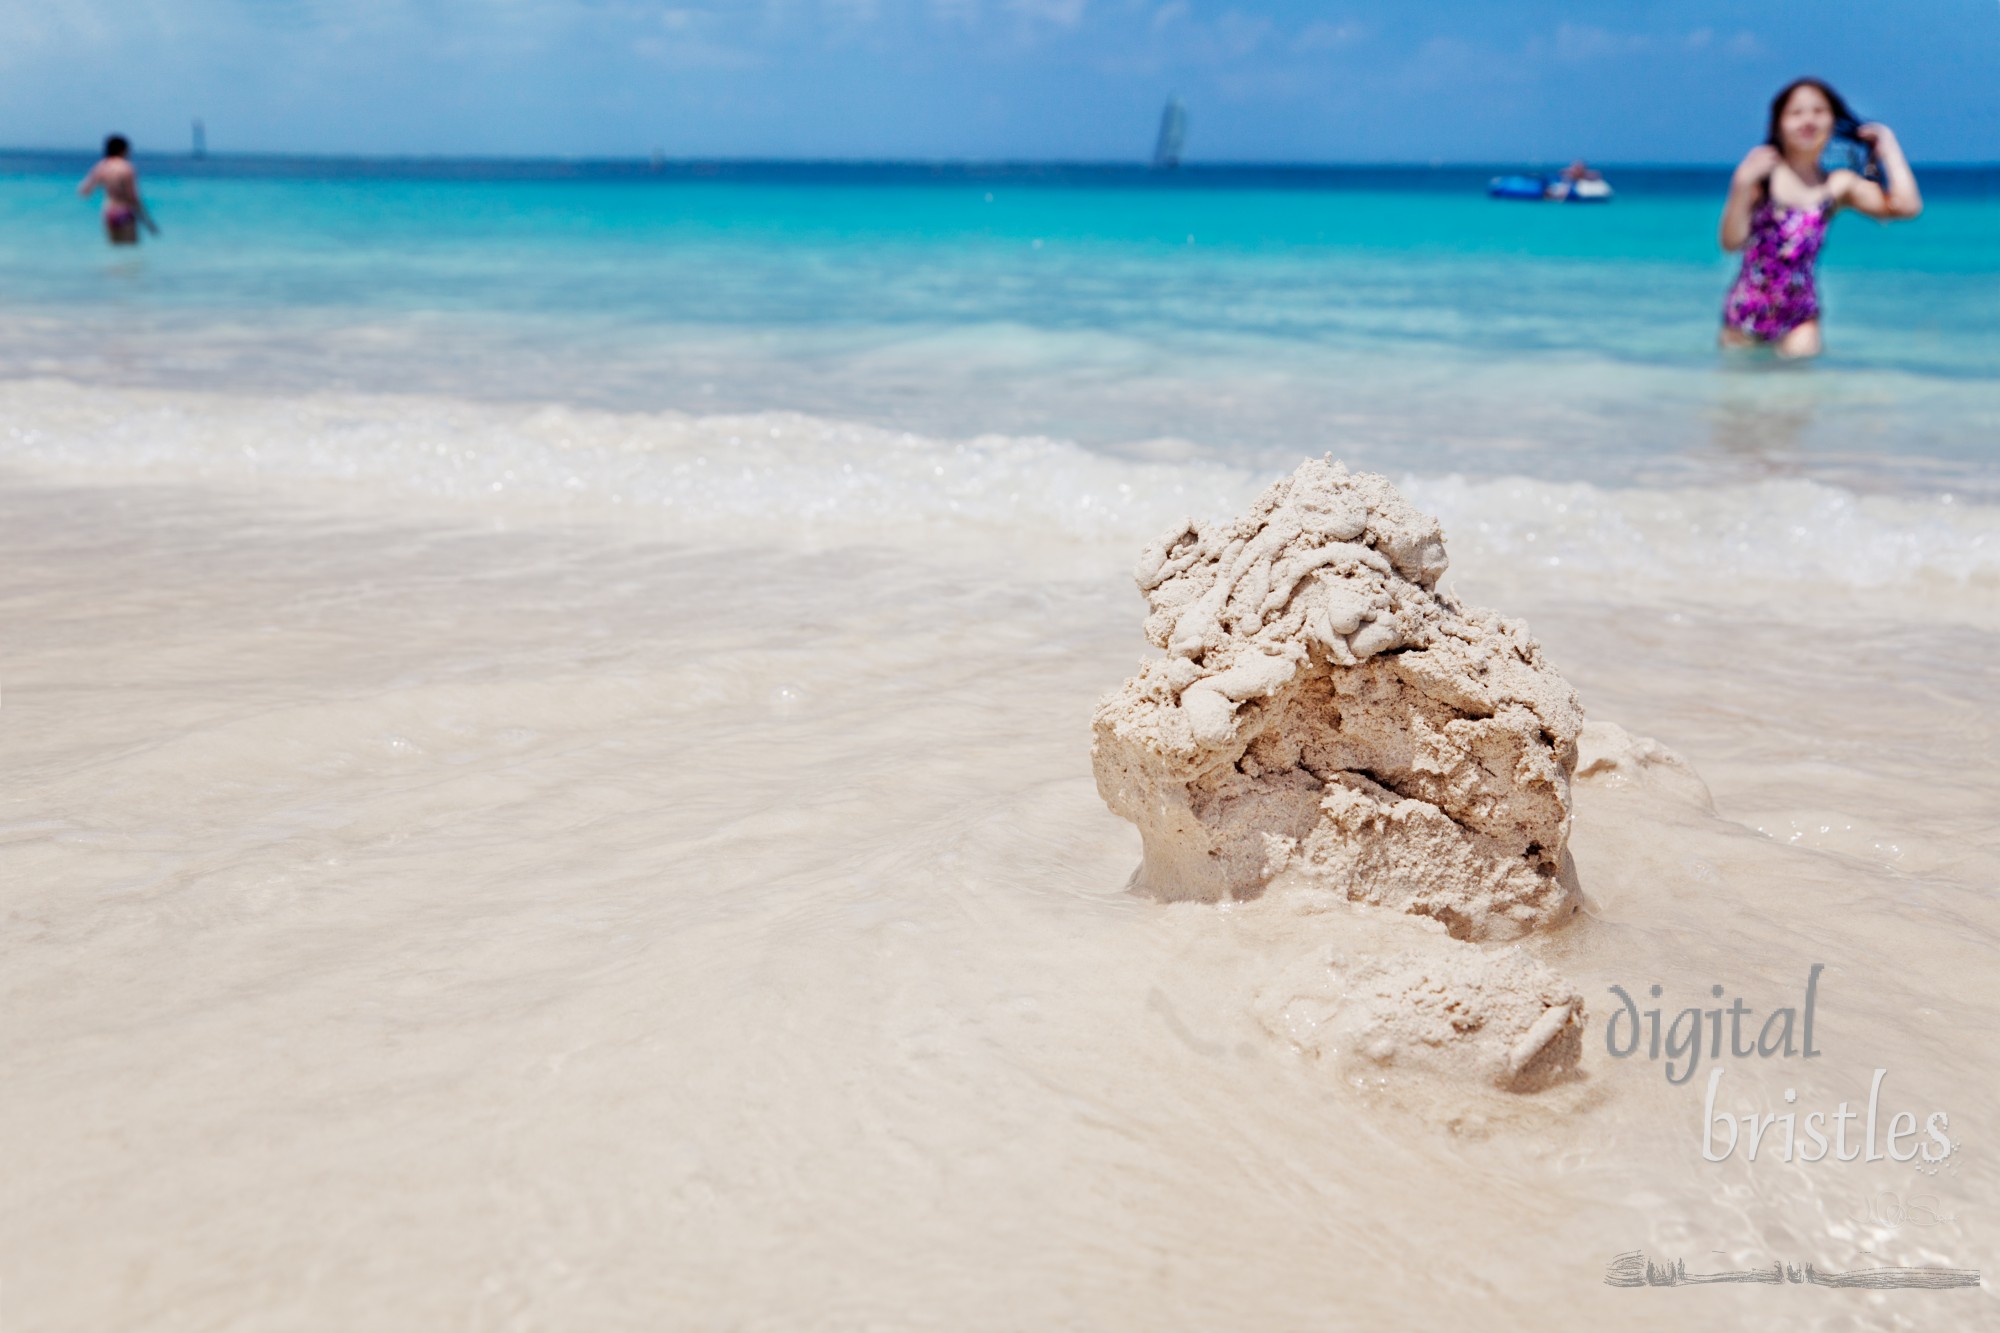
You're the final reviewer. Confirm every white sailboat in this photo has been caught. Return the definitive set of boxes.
[1152,97,1186,170]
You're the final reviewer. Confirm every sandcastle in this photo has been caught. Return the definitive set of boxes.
[1091,457,1588,1090]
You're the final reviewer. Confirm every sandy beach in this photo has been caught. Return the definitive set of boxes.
[4,371,1995,1327]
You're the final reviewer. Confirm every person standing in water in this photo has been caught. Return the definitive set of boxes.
[1719,78,1921,358]
[77,135,154,245]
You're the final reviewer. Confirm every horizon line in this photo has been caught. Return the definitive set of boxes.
[8,146,2000,172]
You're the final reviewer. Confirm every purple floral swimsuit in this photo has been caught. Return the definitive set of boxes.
[1722,199,1831,340]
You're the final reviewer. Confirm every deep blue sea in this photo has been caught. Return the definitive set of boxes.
[2,153,1995,499]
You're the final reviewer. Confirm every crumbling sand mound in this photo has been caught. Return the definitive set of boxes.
[1252,912,1587,1095]
[1092,456,1583,940]
[1092,457,1590,1090]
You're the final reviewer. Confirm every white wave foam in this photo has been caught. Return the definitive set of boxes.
[1405,473,2000,592]
[3,379,1994,608]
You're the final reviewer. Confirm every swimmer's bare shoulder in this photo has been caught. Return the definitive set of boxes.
[78,157,139,206]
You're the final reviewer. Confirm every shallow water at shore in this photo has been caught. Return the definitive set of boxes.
[4,167,1999,496]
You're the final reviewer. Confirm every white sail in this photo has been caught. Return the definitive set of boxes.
[1152,97,1186,170]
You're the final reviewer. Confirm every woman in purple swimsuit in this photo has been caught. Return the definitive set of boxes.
[1719,78,1923,359]
[77,135,155,246]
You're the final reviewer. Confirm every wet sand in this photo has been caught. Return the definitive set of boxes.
[4,468,1995,1330]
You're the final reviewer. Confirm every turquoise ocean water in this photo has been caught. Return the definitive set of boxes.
[1,155,1995,498]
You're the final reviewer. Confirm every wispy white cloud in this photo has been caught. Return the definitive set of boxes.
[823,0,883,25]
[1005,0,1086,29]
[633,6,765,69]
[1210,10,1270,59]
[927,0,980,26]
[1549,23,1649,62]
[1383,33,1542,97]
[1291,19,1364,54]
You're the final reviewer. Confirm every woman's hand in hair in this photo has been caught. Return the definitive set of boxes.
[1720,146,1779,250]
[1837,123,1923,221]
[1732,144,1780,189]
[1853,123,1898,151]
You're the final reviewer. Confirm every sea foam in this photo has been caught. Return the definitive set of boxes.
[3,379,1994,614]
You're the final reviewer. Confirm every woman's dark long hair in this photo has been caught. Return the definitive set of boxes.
[1767,77,1879,179]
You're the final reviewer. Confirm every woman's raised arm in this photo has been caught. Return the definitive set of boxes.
[1719,145,1779,251]
[1836,124,1923,220]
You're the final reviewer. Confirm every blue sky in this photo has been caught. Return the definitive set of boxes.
[4,1,1996,162]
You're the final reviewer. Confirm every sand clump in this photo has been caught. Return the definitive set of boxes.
[1253,917,1587,1096]
[1092,457,1588,1091]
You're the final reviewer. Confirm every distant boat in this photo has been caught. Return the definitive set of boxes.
[1152,97,1186,170]
[1488,163,1613,202]
[1488,175,1549,200]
